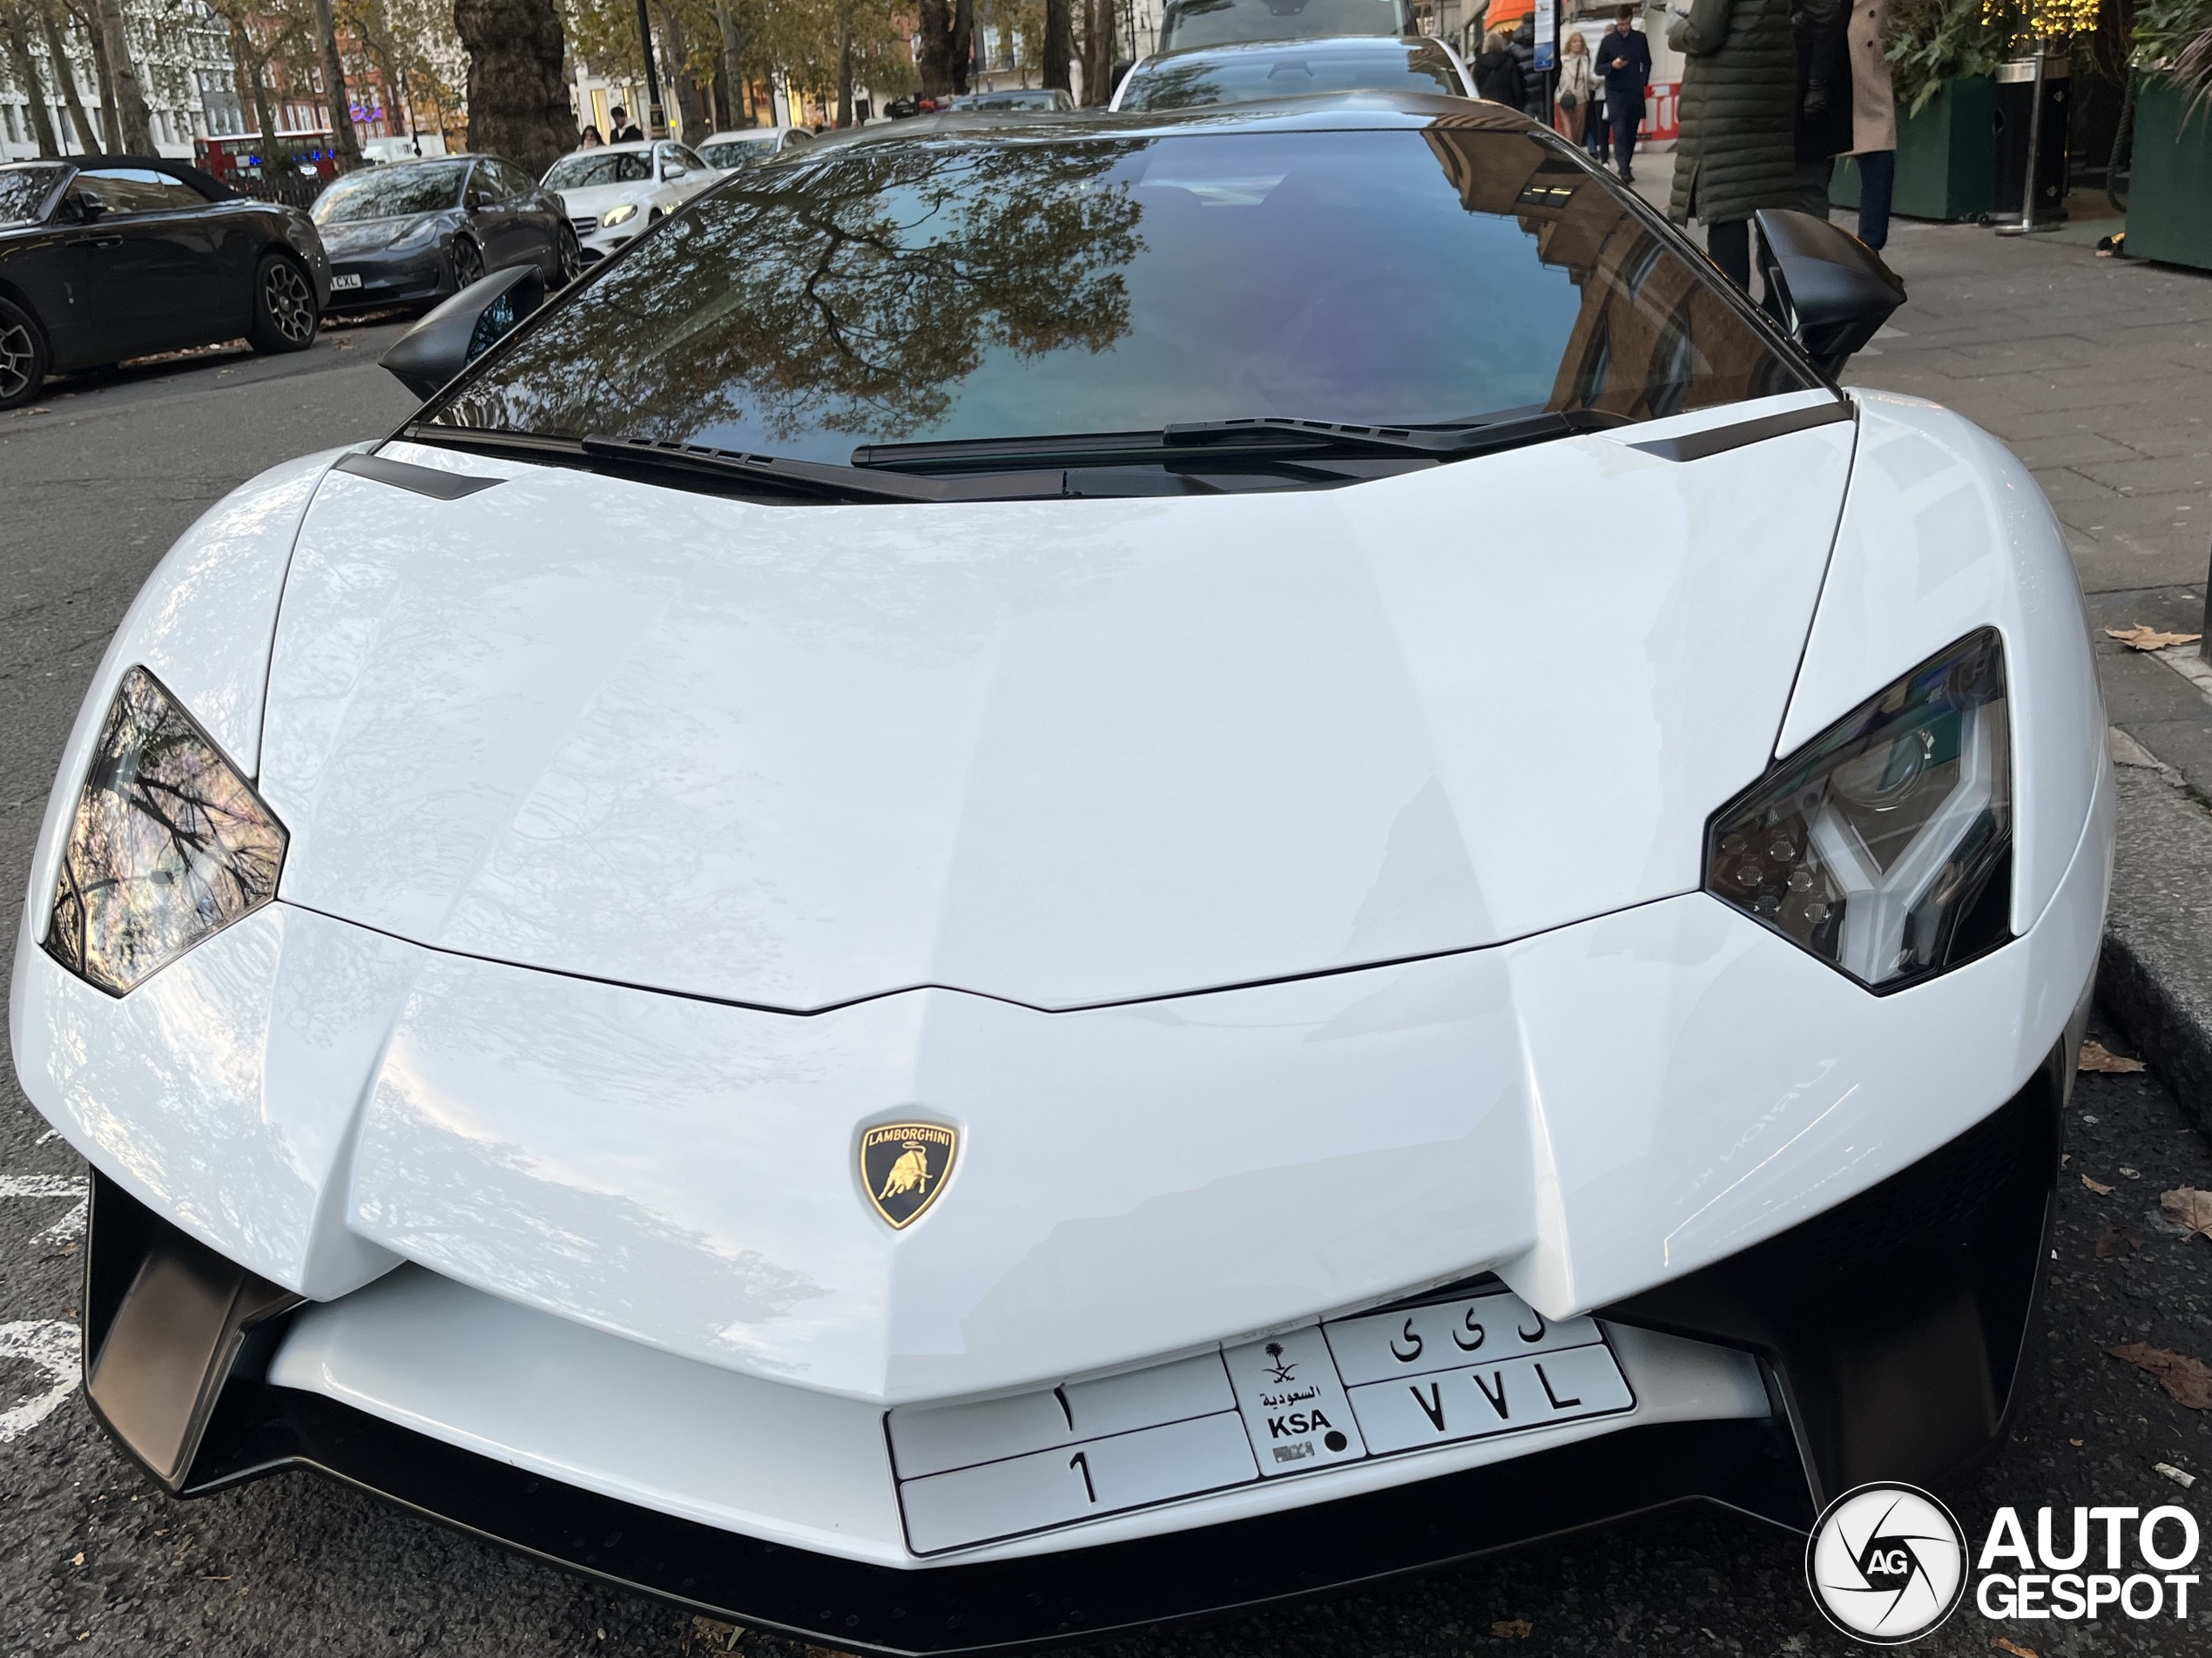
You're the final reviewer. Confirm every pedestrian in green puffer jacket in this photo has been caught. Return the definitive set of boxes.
[1666,0,1798,292]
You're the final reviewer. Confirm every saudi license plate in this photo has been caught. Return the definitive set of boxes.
[329,273,362,291]
[886,1288,1634,1554]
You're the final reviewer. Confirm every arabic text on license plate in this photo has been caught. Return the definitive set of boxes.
[330,273,362,290]
[884,1287,1635,1554]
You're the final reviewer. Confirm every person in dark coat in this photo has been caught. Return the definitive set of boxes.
[1597,7,1652,183]
[1792,0,1854,216]
[1510,17,1545,117]
[1667,0,1799,290]
[609,105,645,143]
[1474,30,1528,111]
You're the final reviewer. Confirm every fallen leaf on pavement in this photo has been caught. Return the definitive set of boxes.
[2107,1342,2212,1408]
[2096,1223,2141,1257]
[2082,1174,2114,1194]
[2107,624,2203,651]
[2162,1188,2212,1240]
[1992,1639,2041,1658]
[10,405,51,416]
[2079,1039,2147,1073]
[2069,1438,2085,1446]
[1492,1621,1533,1640]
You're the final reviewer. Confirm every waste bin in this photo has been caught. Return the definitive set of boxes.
[1993,55,2070,222]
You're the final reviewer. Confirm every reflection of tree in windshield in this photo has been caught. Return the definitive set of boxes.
[1122,64,1228,110]
[314,163,469,223]
[443,143,1144,448]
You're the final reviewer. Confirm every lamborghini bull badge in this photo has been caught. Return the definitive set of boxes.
[860,1122,957,1229]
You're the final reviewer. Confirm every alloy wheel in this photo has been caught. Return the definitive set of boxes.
[0,316,31,401]
[453,240,484,290]
[557,229,582,286]
[262,261,314,345]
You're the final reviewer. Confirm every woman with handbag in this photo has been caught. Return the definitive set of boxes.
[1555,31,1595,143]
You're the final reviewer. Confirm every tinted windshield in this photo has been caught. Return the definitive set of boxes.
[0,164,67,226]
[702,137,777,169]
[431,125,1811,463]
[545,152,654,188]
[1123,40,1461,108]
[1163,0,1406,51]
[951,90,1063,110]
[313,161,468,223]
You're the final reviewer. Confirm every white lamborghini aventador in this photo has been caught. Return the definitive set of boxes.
[13,97,2109,1649]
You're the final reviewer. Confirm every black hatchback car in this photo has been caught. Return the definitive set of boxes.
[0,155,329,409]
[312,155,579,313]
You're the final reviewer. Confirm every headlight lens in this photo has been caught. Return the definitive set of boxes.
[1705,629,2010,991]
[44,668,287,995]
[389,214,442,250]
[598,201,639,227]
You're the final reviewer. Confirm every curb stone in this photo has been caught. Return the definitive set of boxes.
[2100,740,2212,1139]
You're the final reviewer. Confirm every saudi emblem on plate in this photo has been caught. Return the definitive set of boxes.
[860,1122,958,1229]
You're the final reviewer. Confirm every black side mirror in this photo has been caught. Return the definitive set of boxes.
[380,265,547,401]
[1753,208,1906,380]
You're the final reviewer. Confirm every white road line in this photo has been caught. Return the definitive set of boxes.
[0,1319,81,1444]
[0,1173,91,1251]
[0,1175,87,1200]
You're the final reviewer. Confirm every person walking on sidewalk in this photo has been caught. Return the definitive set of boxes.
[1792,0,1853,215]
[1667,0,1797,291]
[1475,29,1528,110]
[1599,7,1652,182]
[1845,0,1898,247]
[1556,31,1595,143]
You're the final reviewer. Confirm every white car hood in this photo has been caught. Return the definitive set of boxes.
[554,180,658,217]
[263,408,1856,1011]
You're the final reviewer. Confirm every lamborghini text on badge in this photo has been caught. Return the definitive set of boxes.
[860,1122,958,1229]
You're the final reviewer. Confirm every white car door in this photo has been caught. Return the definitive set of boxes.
[658,143,715,205]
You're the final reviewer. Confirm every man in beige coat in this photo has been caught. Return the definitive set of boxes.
[1846,0,1898,246]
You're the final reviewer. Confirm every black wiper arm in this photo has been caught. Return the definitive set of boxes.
[852,409,1631,473]
[401,425,1065,504]
[577,435,1065,503]
[1160,409,1631,457]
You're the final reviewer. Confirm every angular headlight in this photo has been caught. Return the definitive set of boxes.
[44,668,287,995]
[1705,629,2010,991]
[389,214,442,250]
[598,201,640,227]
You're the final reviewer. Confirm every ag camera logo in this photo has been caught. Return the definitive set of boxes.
[1806,1483,1969,1643]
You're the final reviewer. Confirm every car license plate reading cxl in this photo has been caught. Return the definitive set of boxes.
[885,1289,1634,1554]
[329,273,363,290]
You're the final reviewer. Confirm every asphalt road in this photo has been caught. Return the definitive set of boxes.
[3,314,2211,1658]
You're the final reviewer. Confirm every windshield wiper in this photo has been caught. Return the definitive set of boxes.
[403,427,1067,504]
[851,409,1633,473]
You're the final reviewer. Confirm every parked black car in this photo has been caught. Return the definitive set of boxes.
[0,155,329,410]
[312,155,579,313]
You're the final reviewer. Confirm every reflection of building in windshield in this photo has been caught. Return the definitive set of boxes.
[1422,118,1793,420]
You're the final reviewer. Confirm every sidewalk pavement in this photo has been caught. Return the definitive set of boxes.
[1636,158,2212,1129]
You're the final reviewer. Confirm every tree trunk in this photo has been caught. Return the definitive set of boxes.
[951,0,973,93]
[88,0,150,150]
[652,2,705,137]
[834,10,853,128]
[358,25,408,143]
[1,9,62,157]
[37,3,100,154]
[1042,0,1072,94]
[714,3,748,124]
[915,0,954,99]
[71,1,116,148]
[1083,0,1116,104]
[307,0,361,165]
[226,17,276,146]
[453,0,572,178]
